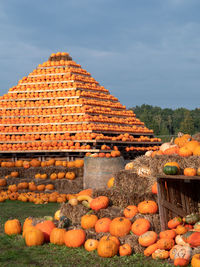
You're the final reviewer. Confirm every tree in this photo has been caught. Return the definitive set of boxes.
[179,110,195,135]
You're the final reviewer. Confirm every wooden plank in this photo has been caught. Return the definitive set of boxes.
[160,199,187,218]
[0,95,118,103]
[157,178,169,231]
[0,104,82,110]
[157,175,200,181]
[0,149,110,153]
[19,80,75,85]
[7,87,109,95]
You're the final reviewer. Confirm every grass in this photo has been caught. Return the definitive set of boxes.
[0,200,174,267]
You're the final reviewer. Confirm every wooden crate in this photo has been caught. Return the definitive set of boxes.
[157,175,200,231]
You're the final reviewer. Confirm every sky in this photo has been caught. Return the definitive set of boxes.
[0,0,200,110]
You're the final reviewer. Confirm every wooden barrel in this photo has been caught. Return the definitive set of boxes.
[83,156,125,189]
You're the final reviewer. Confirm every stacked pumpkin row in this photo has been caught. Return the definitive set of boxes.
[0,114,140,125]
[8,82,109,93]
[0,52,158,155]
[0,159,83,199]
[1,90,118,102]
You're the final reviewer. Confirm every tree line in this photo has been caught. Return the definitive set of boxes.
[130,104,200,137]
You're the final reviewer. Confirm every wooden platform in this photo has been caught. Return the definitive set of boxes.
[157,175,200,231]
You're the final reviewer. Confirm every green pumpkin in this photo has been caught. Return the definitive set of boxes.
[183,213,200,224]
[163,165,178,175]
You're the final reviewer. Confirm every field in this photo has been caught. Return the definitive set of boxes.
[0,200,173,267]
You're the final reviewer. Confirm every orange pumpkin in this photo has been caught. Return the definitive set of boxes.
[119,243,132,256]
[64,229,86,247]
[84,239,99,251]
[138,231,158,247]
[131,218,150,236]
[109,217,131,237]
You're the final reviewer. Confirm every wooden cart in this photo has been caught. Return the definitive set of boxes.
[157,175,200,231]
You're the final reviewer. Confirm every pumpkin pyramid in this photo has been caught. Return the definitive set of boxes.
[0,52,161,157]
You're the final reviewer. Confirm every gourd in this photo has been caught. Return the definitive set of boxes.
[163,165,178,175]
[183,213,200,225]
[152,249,169,259]
[191,253,200,267]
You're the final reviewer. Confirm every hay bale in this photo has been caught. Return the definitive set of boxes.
[119,234,144,254]
[134,214,161,233]
[93,188,157,209]
[60,203,88,225]
[94,206,123,219]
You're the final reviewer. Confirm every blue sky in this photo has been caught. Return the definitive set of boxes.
[0,0,200,109]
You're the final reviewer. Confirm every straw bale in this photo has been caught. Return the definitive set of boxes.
[60,202,89,225]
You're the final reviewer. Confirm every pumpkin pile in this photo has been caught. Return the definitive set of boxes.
[4,194,200,266]
[148,133,200,158]
[0,51,161,157]
[0,158,85,203]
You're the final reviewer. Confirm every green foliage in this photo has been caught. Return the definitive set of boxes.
[131,104,199,137]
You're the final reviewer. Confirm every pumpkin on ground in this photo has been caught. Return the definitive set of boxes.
[100,235,120,247]
[152,249,169,259]
[144,243,158,257]
[4,219,22,235]
[109,217,131,237]
[24,228,44,247]
[138,231,158,247]
[97,238,118,258]
[119,243,132,256]
[50,228,66,245]
[23,217,33,231]
[173,258,190,266]
[35,220,56,242]
[22,225,36,238]
[84,239,99,251]
[64,229,86,247]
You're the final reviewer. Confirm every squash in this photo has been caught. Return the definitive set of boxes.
[183,214,200,225]
[152,249,169,259]
[191,253,200,267]
[163,165,178,175]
